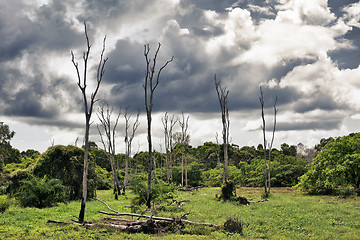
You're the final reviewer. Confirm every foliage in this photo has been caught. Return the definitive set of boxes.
[297,133,360,195]
[220,180,236,200]
[6,169,33,196]
[0,122,20,166]
[14,176,67,208]
[33,145,96,200]
[0,195,10,213]
[93,165,112,190]
[130,179,175,207]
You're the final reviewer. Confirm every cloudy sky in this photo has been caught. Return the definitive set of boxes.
[1,0,360,153]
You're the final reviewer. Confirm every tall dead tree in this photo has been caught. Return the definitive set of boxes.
[71,22,108,223]
[161,112,177,183]
[267,96,278,194]
[143,43,173,208]
[97,101,121,199]
[259,87,278,196]
[214,75,230,182]
[124,108,140,187]
[179,112,190,187]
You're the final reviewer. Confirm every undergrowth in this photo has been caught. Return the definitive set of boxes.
[0,187,360,239]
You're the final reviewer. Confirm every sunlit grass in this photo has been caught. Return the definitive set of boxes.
[1,188,360,239]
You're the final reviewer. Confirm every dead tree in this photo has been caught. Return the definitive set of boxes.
[124,107,140,187]
[214,75,230,182]
[267,96,278,193]
[179,112,189,187]
[71,22,108,223]
[259,87,278,196]
[161,112,177,183]
[143,43,173,208]
[97,101,121,199]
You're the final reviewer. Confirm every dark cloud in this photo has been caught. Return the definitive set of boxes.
[293,91,346,114]
[329,27,360,69]
[277,120,342,131]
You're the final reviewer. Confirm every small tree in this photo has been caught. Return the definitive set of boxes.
[161,112,177,183]
[179,112,190,187]
[259,87,278,197]
[97,101,121,199]
[214,75,230,182]
[71,22,108,223]
[143,43,173,208]
[124,107,140,187]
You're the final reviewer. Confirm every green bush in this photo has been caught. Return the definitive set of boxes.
[297,133,360,195]
[130,179,175,207]
[6,169,32,196]
[221,180,236,200]
[0,195,10,213]
[14,176,67,208]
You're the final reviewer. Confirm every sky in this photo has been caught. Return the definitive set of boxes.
[1,0,360,154]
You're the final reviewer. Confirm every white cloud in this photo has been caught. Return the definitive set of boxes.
[342,2,360,28]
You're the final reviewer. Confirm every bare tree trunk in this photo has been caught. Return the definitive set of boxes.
[267,97,278,194]
[97,101,121,198]
[71,22,108,223]
[214,75,230,183]
[162,113,177,183]
[259,87,268,196]
[179,113,189,187]
[143,43,173,208]
[124,108,140,187]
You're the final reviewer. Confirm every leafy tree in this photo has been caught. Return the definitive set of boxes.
[0,122,20,166]
[314,137,334,152]
[281,143,297,157]
[0,122,15,144]
[297,133,360,195]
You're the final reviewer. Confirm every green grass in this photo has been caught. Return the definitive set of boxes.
[1,188,360,239]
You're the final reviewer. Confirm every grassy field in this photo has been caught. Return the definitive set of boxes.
[1,187,360,239]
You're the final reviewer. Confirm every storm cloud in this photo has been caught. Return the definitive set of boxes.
[1,0,359,152]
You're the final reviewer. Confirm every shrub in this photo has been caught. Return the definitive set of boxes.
[130,179,175,207]
[0,195,10,213]
[14,176,67,208]
[220,180,236,200]
[6,169,32,196]
[223,216,243,234]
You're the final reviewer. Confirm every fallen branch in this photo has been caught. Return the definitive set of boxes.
[170,199,190,207]
[94,197,120,214]
[180,186,203,191]
[98,210,219,228]
[249,199,268,203]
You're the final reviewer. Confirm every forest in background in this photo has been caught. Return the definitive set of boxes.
[3,119,358,209]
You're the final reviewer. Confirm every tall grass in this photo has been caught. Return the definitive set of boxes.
[1,188,360,239]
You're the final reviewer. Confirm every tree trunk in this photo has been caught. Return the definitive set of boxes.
[146,112,152,208]
[79,118,90,223]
